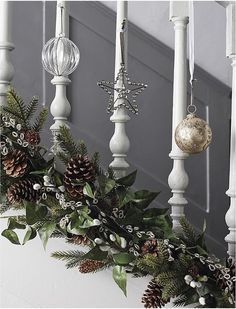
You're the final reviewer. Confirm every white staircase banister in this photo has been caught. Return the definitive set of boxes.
[225,1,236,259]
[0,1,14,107]
[168,1,189,232]
[109,0,130,178]
[50,1,71,140]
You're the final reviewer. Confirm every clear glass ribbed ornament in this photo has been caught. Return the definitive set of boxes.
[42,35,80,76]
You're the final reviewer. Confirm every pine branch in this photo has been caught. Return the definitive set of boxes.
[57,152,70,165]
[173,294,188,307]
[78,141,88,156]
[26,96,39,120]
[179,217,197,246]
[176,253,192,270]
[173,288,198,307]
[51,250,85,269]
[2,106,22,122]
[136,254,158,274]
[107,167,116,180]
[156,271,180,285]
[7,89,27,126]
[161,278,185,300]
[56,126,79,157]
[32,108,48,132]
[91,152,100,174]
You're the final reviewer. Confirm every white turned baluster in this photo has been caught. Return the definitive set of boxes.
[50,1,71,142]
[109,1,130,178]
[225,2,236,259]
[168,2,189,232]
[0,1,14,107]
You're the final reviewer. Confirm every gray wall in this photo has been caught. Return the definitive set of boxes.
[11,1,231,256]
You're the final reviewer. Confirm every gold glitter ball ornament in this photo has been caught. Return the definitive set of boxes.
[175,114,212,154]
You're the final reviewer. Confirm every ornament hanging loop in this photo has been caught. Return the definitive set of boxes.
[188,78,197,115]
[120,19,127,66]
[58,2,65,37]
[187,104,196,115]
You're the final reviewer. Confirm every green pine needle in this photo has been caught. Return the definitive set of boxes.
[173,294,188,307]
[78,141,88,156]
[26,96,39,120]
[91,152,100,174]
[56,126,80,157]
[8,88,27,125]
[32,108,48,132]
[179,217,197,246]
[57,152,70,165]
[51,250,85,269]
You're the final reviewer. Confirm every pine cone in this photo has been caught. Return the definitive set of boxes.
[2,149,28,178]
[7,179,41,204]
[142,279,169,308]
[24,130,40,145]
[79,260,105,273]
[141,239,159,257]
[67,235,91,246]
[64,155,95,198]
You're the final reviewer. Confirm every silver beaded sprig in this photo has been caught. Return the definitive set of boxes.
[175,243,236,295]
[0,115,38,156]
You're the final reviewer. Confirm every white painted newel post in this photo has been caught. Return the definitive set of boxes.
[168,1,189,232]
[225,1,236,259]
[0,1,14,107]
[50,1,71,141]
[109,1,130,178]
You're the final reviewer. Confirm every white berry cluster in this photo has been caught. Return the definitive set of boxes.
[198,296,206,306]
[184,274,208,289]
[94,234,127,255]
[33,175,65,202]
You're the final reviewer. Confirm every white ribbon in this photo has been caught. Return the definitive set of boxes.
[187,0,197,113]
[189,0,195,86]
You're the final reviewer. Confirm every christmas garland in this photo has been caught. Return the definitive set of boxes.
[0,89,235,308]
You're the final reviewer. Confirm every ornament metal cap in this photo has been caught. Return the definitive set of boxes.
[175,113,212,154]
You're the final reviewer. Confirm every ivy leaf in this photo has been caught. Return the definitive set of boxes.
[1,229,20,245]
[133,190,160,209]
[67,223,85,236]
[143,207,169,218]
[68,211,87,235]
[8,218,26,230]
[38,222,56,250]
[121,207,143,226]
[116,171,137,187]
[143,215,173,238]
[116,187,135,208]
[83,183,94,198]
[81,246,108,261]
[196,245,208,256]
[98,175,116,196]
[113,253,135,265]
[112,265,127,296]
[25,202,48,225]
[23,226,37,245]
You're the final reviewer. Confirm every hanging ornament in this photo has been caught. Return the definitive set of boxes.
[41,3,80,76]
[97,20,147,114]
[174,1,212,154]
[175,96,212,154]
